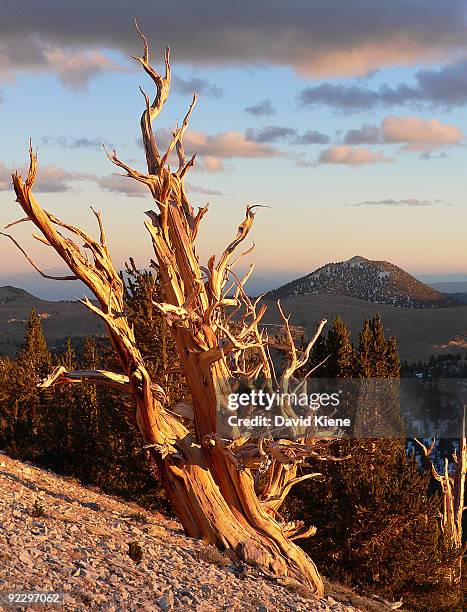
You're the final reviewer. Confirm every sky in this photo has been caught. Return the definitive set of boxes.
[0,1,466,298]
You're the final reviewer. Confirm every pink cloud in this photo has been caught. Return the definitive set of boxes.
[44,48,124,91]
[157,129,280,160]
[295,37,458,78]
[0,161,92,192]
[0,39,125,90]
[318,146,393,166]
[381,116,463,151]
[149,128,280,172]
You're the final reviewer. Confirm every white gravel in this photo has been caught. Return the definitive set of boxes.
[0,452,364,611]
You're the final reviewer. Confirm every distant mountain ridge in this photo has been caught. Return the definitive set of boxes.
[428,281,467,294]
[0,286,47,306]
[266,256,458,308]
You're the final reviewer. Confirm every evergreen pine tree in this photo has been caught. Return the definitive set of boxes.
[311,333,328,375]
[72,336,101,482]
[35,338,78,470]
[325,315,356,379]
[357,318,373,378]
[386,335,400,378]
[369,314,388,377]
[354,315,403,436]
[0,357,17,446]
[17,308,52,378]
[13,308,53,447]
[123,259,188,404]
[58,339,78,465]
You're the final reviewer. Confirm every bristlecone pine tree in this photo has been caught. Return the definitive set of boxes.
[2,24,332,593]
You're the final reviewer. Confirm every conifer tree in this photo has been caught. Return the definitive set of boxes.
[34,338,78,469]
[369,314,388,377]
[0,357,16,445]
[325,315,356,379]
[58,339,79,464]
[0,302,169,510]
[356,318,374,378]
[123,259,187,405]
[75,336,101,482]
[13,308,52,446]
[17,308,52,377]
[386,335,400,377]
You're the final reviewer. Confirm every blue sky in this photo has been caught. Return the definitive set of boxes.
[0,2,466,298]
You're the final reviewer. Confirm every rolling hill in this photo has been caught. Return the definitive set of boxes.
[266,256,457,308]
[0,286,104,357]
[262,293,467,362]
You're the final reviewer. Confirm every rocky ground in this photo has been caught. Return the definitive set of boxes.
[0,452,388,611]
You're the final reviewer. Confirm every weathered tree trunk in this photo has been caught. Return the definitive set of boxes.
[5,23,329,594]
[415,409,466,583]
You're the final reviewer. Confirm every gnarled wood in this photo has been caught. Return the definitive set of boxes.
[5,24,330,594]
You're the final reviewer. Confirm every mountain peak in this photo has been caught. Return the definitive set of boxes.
[266,258,457,308]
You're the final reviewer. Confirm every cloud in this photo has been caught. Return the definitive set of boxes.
[196,156,225,173]
[185,182,223,196]
[41,136,108,150]
[0,162,10,191]
[0,161,92,192]
[96,174,147,197]
[344,124,382,144]
[136,131,230,171]
[245,99,275,116]
[381,116,463,151]
[172,75,223,98]
[293,130,330,145]
[157,128,281,159]
[318,146,393,166]
[186,130,280,158]
[293,155,319,168]
[0,2,466,78]
[0,36,125,90]
[343,116,463,151]
[246,126,329,145]
[299,83,402,111]
[349,198,449,207]
[418,151,448,160]
[34,166,93,192]
[7,162,225,197]
[44,49,123,91]
[299,59,467,111]
[415,61,467,108]
[245,126,296,143]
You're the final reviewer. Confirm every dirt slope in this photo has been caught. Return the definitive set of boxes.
[0,452,384,611]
